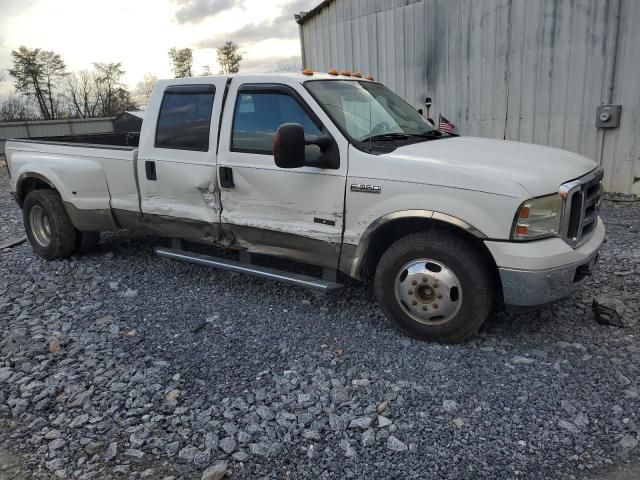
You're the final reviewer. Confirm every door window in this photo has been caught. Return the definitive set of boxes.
[155,84,216,151]
[231,91,322,160]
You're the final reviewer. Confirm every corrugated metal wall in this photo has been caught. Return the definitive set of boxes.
[299,0,640,194]
[0,117,114,155]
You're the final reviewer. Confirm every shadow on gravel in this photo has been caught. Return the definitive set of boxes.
[582,451,640,480]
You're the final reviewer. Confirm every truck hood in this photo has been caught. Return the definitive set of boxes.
[390,136,598,198]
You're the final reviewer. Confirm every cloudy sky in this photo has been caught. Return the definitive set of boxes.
[0,0,317,94]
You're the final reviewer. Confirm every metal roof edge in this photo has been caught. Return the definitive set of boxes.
[294,0,334,25]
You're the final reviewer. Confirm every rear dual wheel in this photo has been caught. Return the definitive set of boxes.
[374,230,494,343]
[23,190,99,259]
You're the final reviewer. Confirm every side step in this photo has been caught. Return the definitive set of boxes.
[155,247,343,293]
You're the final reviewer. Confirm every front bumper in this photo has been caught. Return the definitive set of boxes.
[485,218,605,307]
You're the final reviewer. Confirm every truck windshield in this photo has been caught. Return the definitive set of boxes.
[305,80,437,143]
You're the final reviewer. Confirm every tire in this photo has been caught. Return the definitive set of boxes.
[75,231,100,254]
[23,190,77,260]
[374,230,494,343]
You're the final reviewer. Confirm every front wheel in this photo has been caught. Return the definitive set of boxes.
[374,230,495,342]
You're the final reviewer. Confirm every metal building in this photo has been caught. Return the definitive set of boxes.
[296,0,640,194]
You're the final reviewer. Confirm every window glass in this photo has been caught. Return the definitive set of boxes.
[156,85,215,151]
[305,80,436,142]
[232,92,322,158]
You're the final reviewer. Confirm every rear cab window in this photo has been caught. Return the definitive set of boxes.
[155,84,216,151]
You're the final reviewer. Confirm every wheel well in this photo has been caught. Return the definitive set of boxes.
[17,176,54,207]
[360,218,502,295]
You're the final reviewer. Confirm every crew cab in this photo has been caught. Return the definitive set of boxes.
[5,72,605,342]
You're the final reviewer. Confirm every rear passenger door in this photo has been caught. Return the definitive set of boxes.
[216,81,349,269]
[136,79,226,231]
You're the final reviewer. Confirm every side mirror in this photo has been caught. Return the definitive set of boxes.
[274,123,306,169]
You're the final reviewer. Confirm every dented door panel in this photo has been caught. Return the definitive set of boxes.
[216,77,349,268]
[136,78,226,228]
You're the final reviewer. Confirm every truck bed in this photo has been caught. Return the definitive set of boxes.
[16,132,140,149]
[6,136,141,230]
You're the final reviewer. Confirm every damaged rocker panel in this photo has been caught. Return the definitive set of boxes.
[223,223,341,270]
[110,209,342,271]
[112,209,221,244]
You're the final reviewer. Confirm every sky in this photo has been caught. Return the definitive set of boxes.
[0,0,318,95]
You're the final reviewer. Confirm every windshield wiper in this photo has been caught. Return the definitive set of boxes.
[407,131,443,138]
[360,132,411,143]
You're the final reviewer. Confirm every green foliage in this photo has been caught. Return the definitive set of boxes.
[168,47,193,78]
[217,41,242,74]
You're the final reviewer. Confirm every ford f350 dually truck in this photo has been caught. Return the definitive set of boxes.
[5,72,605,342]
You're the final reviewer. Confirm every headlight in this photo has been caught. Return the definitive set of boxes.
[511,193,563,240]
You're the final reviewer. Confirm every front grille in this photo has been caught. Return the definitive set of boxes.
[561,168,603,247]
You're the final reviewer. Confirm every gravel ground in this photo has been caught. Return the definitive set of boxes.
[1,161,639,480]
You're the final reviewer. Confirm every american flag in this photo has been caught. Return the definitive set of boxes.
[438,114,456,134]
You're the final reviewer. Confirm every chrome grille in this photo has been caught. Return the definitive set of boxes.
[560,168,604,247]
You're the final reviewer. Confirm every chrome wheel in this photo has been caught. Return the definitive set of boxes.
[29,205,52,247]
[394,259,463,325]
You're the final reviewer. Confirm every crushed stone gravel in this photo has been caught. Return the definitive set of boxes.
[0,164,639,479]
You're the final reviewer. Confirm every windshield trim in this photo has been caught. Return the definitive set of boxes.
[303,78,440,154]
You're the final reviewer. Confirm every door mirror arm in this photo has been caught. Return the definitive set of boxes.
[274,123,339,170]
[305,134,333,151]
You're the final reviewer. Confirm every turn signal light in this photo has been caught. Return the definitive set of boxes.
[328,68,339,75]
[302,68,314,76]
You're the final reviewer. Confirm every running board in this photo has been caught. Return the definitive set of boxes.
[155,247,343,293]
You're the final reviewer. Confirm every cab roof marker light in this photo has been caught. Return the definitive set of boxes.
[302,68,314,76]
[342,69,351,76]
[328,68,339,76]
[352,71,362,78]
[365,75,374,81]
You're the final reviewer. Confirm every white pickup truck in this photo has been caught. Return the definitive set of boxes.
[5,72,605,342]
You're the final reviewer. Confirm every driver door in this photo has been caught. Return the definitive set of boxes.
[216,80,348,269]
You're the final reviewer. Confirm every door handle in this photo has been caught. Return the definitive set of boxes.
[219,166,234,188]
[145,161,157,181]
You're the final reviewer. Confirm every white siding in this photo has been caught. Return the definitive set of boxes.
[300,0,640,193]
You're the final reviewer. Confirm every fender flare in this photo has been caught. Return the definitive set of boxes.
[348,210,487,278]
[15,171,60,206]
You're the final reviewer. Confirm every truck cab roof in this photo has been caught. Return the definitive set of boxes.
[157,71,374,87]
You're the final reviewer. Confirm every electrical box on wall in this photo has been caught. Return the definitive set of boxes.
[596,104,622,129]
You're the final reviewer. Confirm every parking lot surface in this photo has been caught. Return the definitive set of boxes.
[1,163,639,479]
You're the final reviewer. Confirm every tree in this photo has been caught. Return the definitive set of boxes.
[168,47,193,78]
[217,41,242,74]
[201,65,212,76]
[0,94,37,121]
[64,63,136,118]
[94,63,137,116]
[65,70,100,118]
[275,56,302,72]
[134,73,158,105]
[8,46,67,119]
